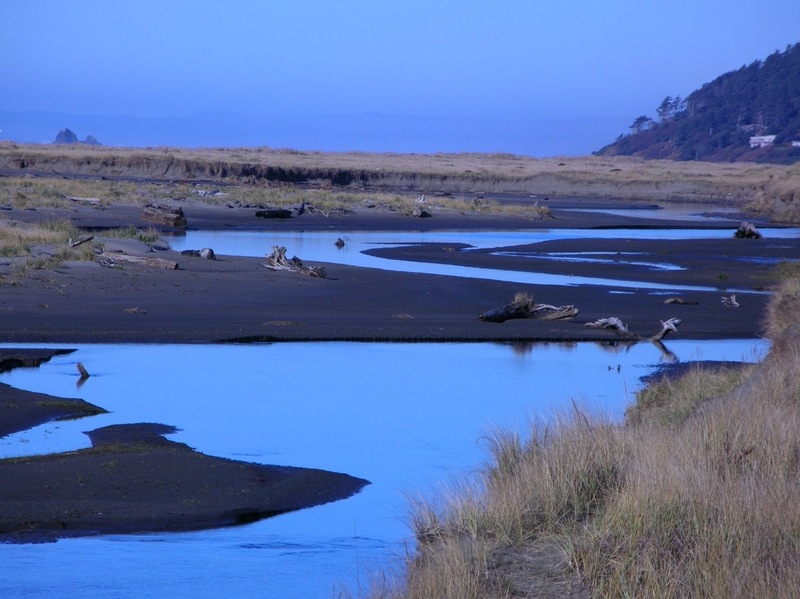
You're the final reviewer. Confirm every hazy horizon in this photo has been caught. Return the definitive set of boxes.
[2,1,799,156]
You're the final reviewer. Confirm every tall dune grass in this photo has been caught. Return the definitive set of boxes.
[371,277,800,598]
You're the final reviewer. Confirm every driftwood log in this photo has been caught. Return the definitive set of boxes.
[480,293,578,323]
[664,297,699,305]
[143,203,187,228]
[261,246,327,278]
[585,316,682,342]
[256,208,293,219]
[99,252,179,270]
[180,248,216,260]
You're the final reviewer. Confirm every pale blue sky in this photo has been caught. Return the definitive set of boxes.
[2,1,799,155]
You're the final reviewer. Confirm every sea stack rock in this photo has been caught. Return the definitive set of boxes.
[54,128,78,144]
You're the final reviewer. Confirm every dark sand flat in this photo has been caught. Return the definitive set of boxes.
[0,199,789,344]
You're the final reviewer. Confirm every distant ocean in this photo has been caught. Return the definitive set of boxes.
[0,109,623,157]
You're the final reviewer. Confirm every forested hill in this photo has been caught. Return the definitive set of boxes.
[596,43,800,164]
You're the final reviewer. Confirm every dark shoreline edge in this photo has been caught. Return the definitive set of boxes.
[0,352,369,544]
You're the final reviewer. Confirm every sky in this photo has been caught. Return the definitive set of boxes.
[2,1,799,156]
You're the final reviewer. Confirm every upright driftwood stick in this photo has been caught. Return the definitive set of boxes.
[77,362,90,379]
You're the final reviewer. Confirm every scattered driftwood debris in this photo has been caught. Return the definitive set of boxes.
[664,296,699,305]
[722,294,740,308]
[412,194,433,218]
[261,246,327,278]
[180,248,216,260]
[585,316,682,342]
[99,252,179,270]
[480,293,578,323]
[143,203,186,228]
[734,222,762,239]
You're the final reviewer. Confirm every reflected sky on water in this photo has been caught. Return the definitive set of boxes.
[0,339,766,598]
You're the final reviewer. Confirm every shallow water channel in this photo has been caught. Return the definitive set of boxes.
[0,340,765,597]
[0,220,783,597]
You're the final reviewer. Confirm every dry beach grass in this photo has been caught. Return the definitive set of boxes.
[1,142,799,221]
[369,276,800,598]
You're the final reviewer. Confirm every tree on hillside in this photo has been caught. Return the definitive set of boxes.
[630,115,655,134]
[596,41,800,163]
[656,96,685,123]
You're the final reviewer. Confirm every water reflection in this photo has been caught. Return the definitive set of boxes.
[169,227,798,293]
[0,339,766,598]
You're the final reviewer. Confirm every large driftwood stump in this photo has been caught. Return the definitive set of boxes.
[734,222,762,239]
[262,246,327,278]
[480,293,578,323]
[143,203,187,228]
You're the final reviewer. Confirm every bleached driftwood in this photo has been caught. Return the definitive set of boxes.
[261,246,327,278]
[652,317,682,342]
[411,194,433,218]
[99,252,178,270]
[480,293,578,323]
[722,295,740,307]
[585,317,635,337]
[531,303,580,320]
[586,316,682,342]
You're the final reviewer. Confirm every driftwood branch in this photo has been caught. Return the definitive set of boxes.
[68,235,94,248]
[652,317,682,342]
[76,362,90,379]
[585,317,635,337]
[261,246,327,278]
[585,316,682,342]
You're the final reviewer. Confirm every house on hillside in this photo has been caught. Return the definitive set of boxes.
[750,135,776,148]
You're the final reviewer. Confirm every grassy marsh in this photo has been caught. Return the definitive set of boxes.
[1,143,798,221]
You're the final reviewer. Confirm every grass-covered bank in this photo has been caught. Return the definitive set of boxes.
[1,143,799,222]
[370,277,800,598]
